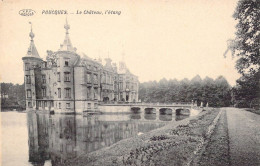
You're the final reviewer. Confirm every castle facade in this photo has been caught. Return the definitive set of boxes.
[22,20,139,113]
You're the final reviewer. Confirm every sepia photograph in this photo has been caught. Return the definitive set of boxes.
[0,0,259,165]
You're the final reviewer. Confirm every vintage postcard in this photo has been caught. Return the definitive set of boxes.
[1,0,259,165]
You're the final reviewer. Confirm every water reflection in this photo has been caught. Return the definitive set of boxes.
[175,115,189,121]
[144,113,156,120]
[130,113,141,119]
[27,112,189,165]
[159,114,173,121]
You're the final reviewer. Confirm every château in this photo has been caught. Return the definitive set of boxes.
[22,20,139,114]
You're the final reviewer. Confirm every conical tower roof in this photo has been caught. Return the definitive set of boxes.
[59,18,76,52]
[26,23,41,59]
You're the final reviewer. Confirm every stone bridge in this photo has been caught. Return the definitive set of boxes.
[130,103,195,115]
[99,102,201,116]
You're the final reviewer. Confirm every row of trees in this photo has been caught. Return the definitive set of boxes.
[1,83,25,109]
[139,75,231,107]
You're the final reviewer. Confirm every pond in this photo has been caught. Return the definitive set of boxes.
[1,111,189,166]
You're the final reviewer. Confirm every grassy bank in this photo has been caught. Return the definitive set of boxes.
[66,108,221,166]
[192,109,230,166]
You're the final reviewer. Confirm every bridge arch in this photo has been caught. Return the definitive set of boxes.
[144,108,156,114]
[131,107,141,113]
[176,108,190,115]
[159,108,173,115]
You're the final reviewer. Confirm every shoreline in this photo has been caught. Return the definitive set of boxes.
[64,108,220,166]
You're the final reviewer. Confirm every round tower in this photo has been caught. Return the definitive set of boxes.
[22,23,42,110]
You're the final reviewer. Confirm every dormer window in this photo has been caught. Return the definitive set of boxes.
[65,61,69,66]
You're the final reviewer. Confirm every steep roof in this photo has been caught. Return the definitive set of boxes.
[25,27,41,59]
[59,19,76,52]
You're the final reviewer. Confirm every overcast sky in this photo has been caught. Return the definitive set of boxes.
[0,0,240,85]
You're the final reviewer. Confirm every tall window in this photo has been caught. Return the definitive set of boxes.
[87,73,91,83]
[105,75,108,84]
[119,82,123,90]
[94,88,98,99]
[42,75,46,84]
[64,72,70,82]
[87,87,91,99]
[57,72,61,82]
[120,92,123,100]
[26,75,31,84]
[65,88,71,98]
[25,63,29,71]
[110,76,112,84]
[87,103,91,109]
[101,74,105,83]
[42,88,46,97]
[65,61,69,66]
[59,103,61,109]
[58,88,61,98]
[93,74,98,84]
[26,89,32,98]
[28,102,32,107]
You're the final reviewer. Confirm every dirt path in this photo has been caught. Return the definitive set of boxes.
[226,108,260,166]
[196,108,260,166]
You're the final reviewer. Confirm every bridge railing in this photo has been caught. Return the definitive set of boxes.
[99,101,194,106]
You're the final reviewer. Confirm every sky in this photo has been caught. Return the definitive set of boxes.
[0,0,241,86]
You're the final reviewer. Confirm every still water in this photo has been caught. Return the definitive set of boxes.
[1,111,189,166]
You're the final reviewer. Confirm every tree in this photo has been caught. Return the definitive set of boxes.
[138,75,231,107]
[1,83,25,109]
[232,70,260,108]
[225,0,260,76]
[225,0,260,108]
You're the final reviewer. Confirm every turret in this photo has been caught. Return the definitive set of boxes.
[22,22,42,110]
[59,18,77,52]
